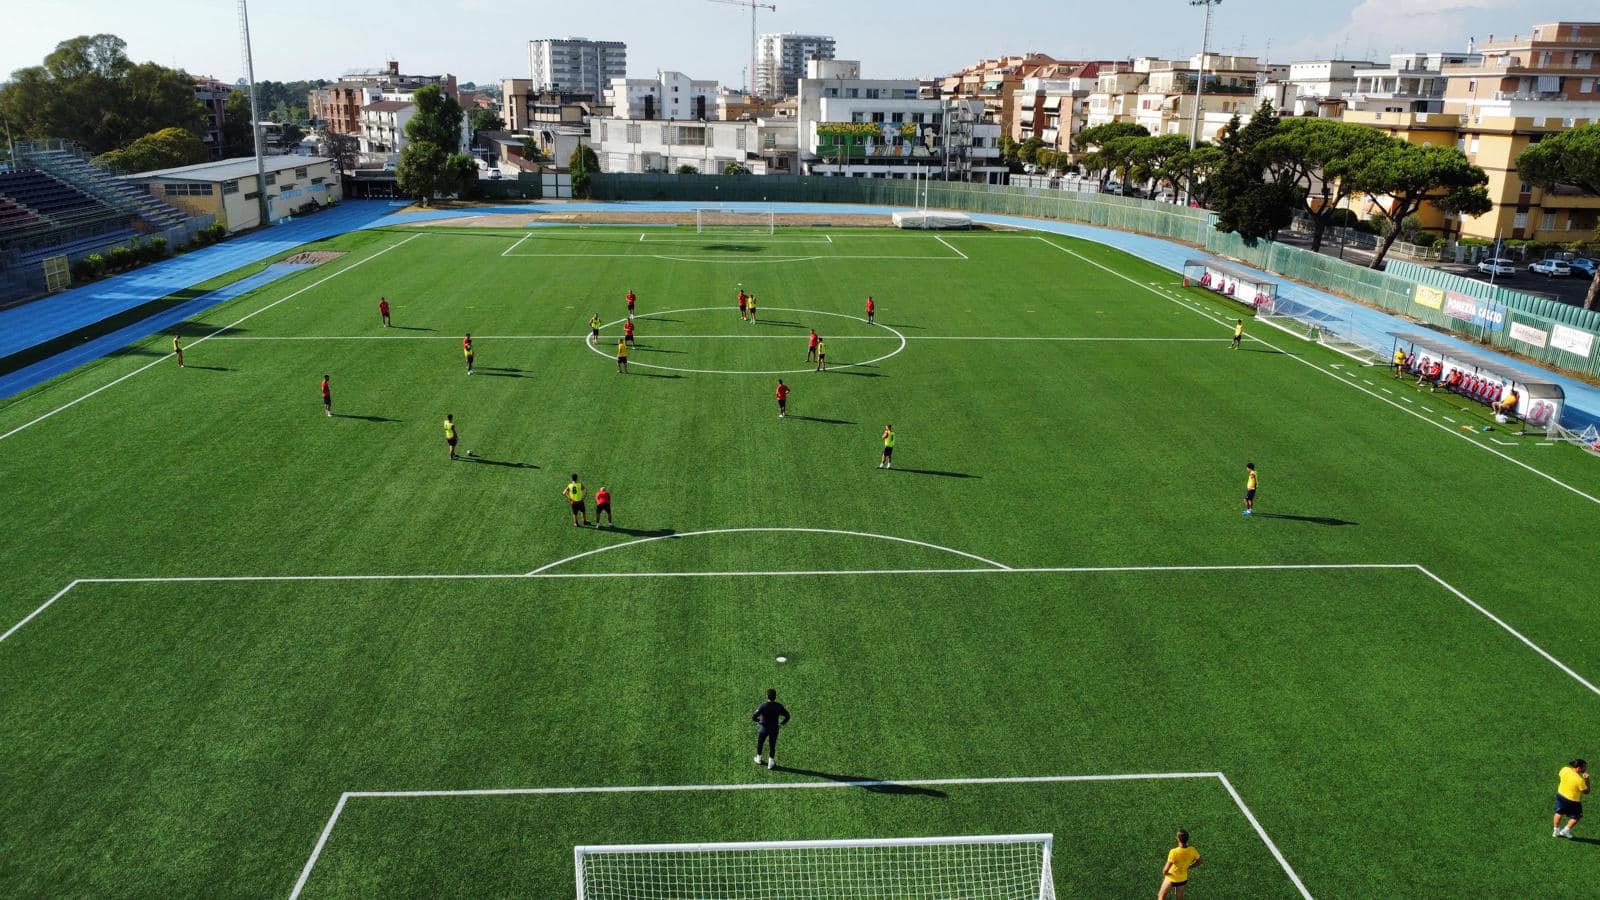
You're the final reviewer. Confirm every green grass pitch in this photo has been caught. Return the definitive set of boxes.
[3,223,1600,897]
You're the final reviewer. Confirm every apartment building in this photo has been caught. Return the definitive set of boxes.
[758,33,836,99]
[1258,60,1382,117]
[529,38,628,99]
[1011,63,1122,151]
[356,101,414,160]
[309,61,457,135]
[1344,51,1481,114]
[940,53,1065,133]
[606,71,720,120]
[1129,55,1264,139]
[588,116,799,175]
[193,77,231,160]
[502,80,606,131]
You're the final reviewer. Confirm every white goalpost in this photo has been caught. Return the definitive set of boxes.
[695,207,776,235]
[574,833,1055,899]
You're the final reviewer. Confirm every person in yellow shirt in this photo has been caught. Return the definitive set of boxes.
[1243,462,1257,516]
[815,339,827,372]
[443,414,459,461]
[172,335,185,368]
[616,338,629,374]
[564,474,588,527]
[588,313,601,341]
[747,294,758,324]
[1392,347,1406,379]
[878,424,895,469]
[1230,319,1244,350]
[1158,829,1201,899]
[1555,758,1590,838]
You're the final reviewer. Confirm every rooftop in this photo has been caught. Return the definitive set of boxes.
[121,156,332,182]
[364,100,414,112]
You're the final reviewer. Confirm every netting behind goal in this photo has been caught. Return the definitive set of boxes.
[575,834,1055,900]
[696,208,775,234]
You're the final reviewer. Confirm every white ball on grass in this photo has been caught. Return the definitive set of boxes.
[775,656,787,664]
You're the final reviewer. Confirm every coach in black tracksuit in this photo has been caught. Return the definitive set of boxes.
[752,688,790,769]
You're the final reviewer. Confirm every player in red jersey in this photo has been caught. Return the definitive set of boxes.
[775,379,790,418]
[623,317,636,346]
[865,296,875,324]
[625,290,636,320]
[463,333,474,375]
[806,329,819,362]
[595,486,613,526]
[738,289,749,321]
[378,297,391,327]
[320,375,332,416]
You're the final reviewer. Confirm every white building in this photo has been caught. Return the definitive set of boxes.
[796,60,1003,180]
[121,156,342,233]
[589,116,799,175]
[357,100,414,161]
[1258,60,1383,116]
[758,33,836,98]
[530,37,627,98]
[1345,51,1482,113]
[606,71,721,120]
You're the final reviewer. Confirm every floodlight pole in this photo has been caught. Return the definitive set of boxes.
[238,0,271,228]
[1184,0,1221,206]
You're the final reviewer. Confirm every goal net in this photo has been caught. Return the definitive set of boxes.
[575,834,1055,899]
[696,208,775,235]
[1548,422,1600,455]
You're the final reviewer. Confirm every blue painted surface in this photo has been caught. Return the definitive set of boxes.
[0,264,305,399]
[5,197,1599,428]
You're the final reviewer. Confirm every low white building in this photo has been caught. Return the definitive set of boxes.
[121,156,342,233]
[588,116,799,174]
[357,100,414,162]
[606,71,720,120]
[1259,60,1383,116]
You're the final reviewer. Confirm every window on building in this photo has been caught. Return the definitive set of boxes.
[221,180,239,195]
[872,112,885,123]
[1468,136,1479,154]
[311,177,324,185]
[1513,211,1528,229]
[295,167,308,179]
[866,88,880,99]
[676,125,706,146]
[846,88,859,98]
[891,112,903,123]
[626,123,642,143]
[826,88,838,98]
[1467,79,1476,93]
[903,89,916,99]
[264,173,277,186]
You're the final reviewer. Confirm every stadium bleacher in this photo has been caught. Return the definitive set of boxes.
[0,171,110,227]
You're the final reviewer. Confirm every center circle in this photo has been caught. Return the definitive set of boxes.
[584,306,907,375]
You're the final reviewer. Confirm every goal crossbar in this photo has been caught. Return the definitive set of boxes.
[575,832,1055,899]
[695,207,776,234]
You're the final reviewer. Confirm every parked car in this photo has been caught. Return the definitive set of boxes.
[1530,258,1571,277]
[1103,180,1123,195]
[1569,257,1598,277]
[1476,258,1517,276]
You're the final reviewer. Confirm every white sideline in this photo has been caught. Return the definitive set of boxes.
[500,233,531,256]
[525,527,1014,574]
[933,235,968,259]
[286,771,1310,900]
[1031,237,1600,510]
[0,233,423,445]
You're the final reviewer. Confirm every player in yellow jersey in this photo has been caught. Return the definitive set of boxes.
[1555,758,1590,838]
[878,424,895,468]
[1158,829,1201,899]
[616,338,629,373]
[1231,319,1244,350]
[589,313,601,341]
[1243,462,1257,516]
[564,474,588,526]
[172,335,184,368]
[443,414,459,461]
[1392,347,1406,379]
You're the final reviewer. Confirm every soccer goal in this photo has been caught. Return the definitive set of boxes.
[695,208,776,235]
[574,833,1055,899]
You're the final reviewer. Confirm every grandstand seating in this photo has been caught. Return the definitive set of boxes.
[0,171,112,227]
[0,198,51,237]
[21,146,190,230]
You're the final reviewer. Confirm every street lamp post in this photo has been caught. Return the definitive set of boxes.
[1184,0,1221,206]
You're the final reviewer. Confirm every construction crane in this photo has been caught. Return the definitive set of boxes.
[705,0,776,97]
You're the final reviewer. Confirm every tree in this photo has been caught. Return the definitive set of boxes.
[723,161,751,175]
[444,153,479,198]
[326,132,360,173]
[1517,124,1600,308]
[1262,117,1391,251]
[1210,102,1298,242]
[1126,133,1191,191]
[675,164,700,175]
[93,127,207,173]
[222,89,256,157]
[1017,137,1046,166]
[1074,123,1149,187]
[569,144,600,198]
[0,34,204,154]
[1353,141,1491,269]
[396,140,449,205]
[997,134,1019,167]
[1167,143,1225,207]
[468,108,505,143]
[404,84,464,154]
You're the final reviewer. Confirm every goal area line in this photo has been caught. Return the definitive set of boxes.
[288,771,1311,900]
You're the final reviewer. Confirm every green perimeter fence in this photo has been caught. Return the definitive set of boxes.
[589,174,1600,377]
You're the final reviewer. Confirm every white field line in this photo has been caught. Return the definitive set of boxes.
[289,772,1304,899]
[933,235,968,259]
[1216,772,1313,898]
[289,792,349,900]
[1031,237,1600,509]
[500,233,531,256]
[525,527,1014,575]
[0,233,422,445]
[0,579,80,644]
[203,334,1228,343]
[505,252,960,263]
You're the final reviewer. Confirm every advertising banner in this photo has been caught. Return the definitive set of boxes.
[1472,301,1506,331]
[1509,321,1549,348]
[1551,323,1596,357]
[1413,285,1444,310]
[1444,292,1477,322]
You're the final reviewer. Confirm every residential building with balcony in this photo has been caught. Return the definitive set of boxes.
[356,100,415,163]
[1010,62,1123,150]
[1085,69,1149,129]
[309,61,457,135]
[529,38,627,99]
[193,77,231,160]
[757,33,835,99]
[606,71,720,120]
[589,116,798,175]
[1258,60,1382,117]
[1129,55,1267,139]
[940,53,1066,133]
[1343,51,1482,114]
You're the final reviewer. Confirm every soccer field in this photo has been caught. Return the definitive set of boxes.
[2,222,1599,898]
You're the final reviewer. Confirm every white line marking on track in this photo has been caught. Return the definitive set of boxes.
[933,235,968,259]
[0,233,422,444]
[287,772,1307,898]
[1029,237,1600,509]
[526,527,1013,575]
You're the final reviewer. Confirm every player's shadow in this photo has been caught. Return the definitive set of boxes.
[833,369,884,377]
[391,325,435,331]
[1253,512,1357,526]
[335,414,400,423]
[701,244,761,252]
[185,365,232,372]
[637,317,681,323]
[887,467,979,479]
[758,320,807,329]
[481,367,531,377]
[637,346,686,354]
[788,415,855,425]
[774,767,948,798]
[596,525,675,537]
[1568,836,1600,846]
[628,370,683,379]
[1241,347,1286,354]
[466,457,538,469]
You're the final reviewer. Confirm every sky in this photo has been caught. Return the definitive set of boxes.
[0,0,1582,90]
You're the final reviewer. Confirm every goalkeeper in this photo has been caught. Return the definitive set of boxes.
[752,688,790,770]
